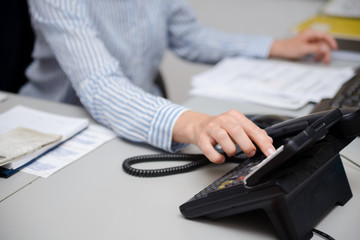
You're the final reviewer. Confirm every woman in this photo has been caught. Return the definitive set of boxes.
[21,0,337,163]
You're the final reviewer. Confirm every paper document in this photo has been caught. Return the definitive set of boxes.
[190,57,355,109]
[21,124,116,178]
[0,127,61,166]
[0,105,89,170]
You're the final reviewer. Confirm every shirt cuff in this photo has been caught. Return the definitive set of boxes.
[148,104,189,152]
[243,36,274,59]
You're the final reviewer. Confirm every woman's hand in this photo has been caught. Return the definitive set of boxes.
[173,110,276,164]
[270,29,338,64]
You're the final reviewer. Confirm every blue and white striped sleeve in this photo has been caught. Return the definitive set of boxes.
[28,0,188,152]
[167,0,274,64]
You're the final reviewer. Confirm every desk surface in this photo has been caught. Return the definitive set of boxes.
[1,93,360,240]
[1,0,360,239]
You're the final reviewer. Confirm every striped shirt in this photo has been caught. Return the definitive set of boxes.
[21,0,273,152]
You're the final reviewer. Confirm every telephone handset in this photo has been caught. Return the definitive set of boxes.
[265,107,360,140]
[244,108,344,187]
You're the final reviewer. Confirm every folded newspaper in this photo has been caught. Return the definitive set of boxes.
[0,127,62,166]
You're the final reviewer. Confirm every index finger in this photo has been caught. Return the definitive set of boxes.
[224,110,276,157]
[245,123,276,157]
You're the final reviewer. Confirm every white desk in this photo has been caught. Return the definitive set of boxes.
[0,91,359,240]
[1,0,360,238]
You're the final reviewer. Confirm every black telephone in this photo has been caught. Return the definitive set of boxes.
[123,108,360,240]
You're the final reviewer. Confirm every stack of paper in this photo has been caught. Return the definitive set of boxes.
[0,127,62,166]
[0,105,89,176]
[190,57,355,109]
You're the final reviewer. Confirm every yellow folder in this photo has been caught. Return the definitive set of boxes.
[294,15,360,40]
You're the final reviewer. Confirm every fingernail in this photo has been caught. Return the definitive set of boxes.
[249,150,256,157]
[218,156,225,164]
[267,147,276,156]
[212,154,225,163]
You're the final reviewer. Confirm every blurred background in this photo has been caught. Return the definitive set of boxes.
[160,0,326,104]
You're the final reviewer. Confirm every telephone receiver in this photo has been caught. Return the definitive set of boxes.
[122,108,360,180]
[265,107,360,140]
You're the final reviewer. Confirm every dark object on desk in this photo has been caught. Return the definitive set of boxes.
[311,68,360,113]
[180,139,350,240]
[247,114,292,129]
[0,1,33,93]
[179,108,360,240]
[244,109,343,187]
[337,38,360,53]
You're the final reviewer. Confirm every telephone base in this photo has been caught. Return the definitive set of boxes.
[265,155,351,240]
[180,136,354,240]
